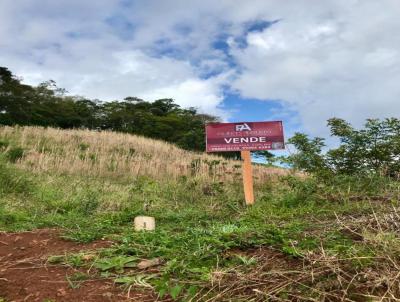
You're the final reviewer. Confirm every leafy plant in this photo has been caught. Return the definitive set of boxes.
[169,284,183,300]
[287,118,400,178]
[94,256,137,273]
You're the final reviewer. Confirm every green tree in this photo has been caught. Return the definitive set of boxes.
[0,67,35,125]
[287,118,400,178]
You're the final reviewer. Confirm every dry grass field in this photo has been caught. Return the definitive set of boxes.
[0,126,288,182]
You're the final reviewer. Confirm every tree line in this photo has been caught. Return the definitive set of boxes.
[0,67,219,152]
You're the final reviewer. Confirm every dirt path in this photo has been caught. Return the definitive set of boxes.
[0,229,155,302]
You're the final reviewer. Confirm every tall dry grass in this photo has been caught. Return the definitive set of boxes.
[0,126,290,182]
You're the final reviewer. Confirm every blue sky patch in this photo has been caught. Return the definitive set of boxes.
[245,19,279,33]
[104,15,136,40]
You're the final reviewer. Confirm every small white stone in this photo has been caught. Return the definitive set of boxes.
[134,216,155,231]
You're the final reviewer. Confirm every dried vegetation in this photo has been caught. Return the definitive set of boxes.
[0,126,288,182]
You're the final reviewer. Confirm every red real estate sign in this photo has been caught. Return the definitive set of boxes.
[206,121,285,152]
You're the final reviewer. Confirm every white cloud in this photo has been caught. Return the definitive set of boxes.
[0,0,227,116]
[230,0,400,134]
[1,0,400,136]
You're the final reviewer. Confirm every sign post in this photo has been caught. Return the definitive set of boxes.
[241,150,254,205]
[205,121,285,205]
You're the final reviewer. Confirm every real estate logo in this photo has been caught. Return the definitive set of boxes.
[235,123,251,131]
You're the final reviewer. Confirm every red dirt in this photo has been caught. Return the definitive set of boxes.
[0,229,156,302]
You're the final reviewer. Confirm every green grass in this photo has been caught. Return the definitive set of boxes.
[1,156,399,300]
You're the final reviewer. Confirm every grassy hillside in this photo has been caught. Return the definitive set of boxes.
[1,126,400,301]
[0,126,287,182]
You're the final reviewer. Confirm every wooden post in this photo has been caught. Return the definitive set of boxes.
[241,150,254,205]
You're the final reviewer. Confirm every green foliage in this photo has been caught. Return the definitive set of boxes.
[286,133,327,174]
[0,159,33,195]
[154,279,197,301]
[281,173,397,206]
[94,256,137,273]
[78,143,89,151]
[6,146,24,163]
[169,284,183,300]
[75,189,100,215]
[0,66,219,153]
[287,118,400,178]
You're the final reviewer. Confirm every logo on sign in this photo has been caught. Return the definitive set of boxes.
[235,123,251,131]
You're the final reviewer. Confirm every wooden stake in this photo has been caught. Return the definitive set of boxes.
[241,150,254,205]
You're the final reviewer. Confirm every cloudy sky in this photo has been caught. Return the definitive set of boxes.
[1,0,399,140]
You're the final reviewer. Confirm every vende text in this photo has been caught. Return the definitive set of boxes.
[224,137,268,144]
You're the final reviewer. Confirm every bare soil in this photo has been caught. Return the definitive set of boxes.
[0,229,156,302]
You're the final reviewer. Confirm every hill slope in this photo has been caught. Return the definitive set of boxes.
[0,126,287,182]
[1,126,400,301]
